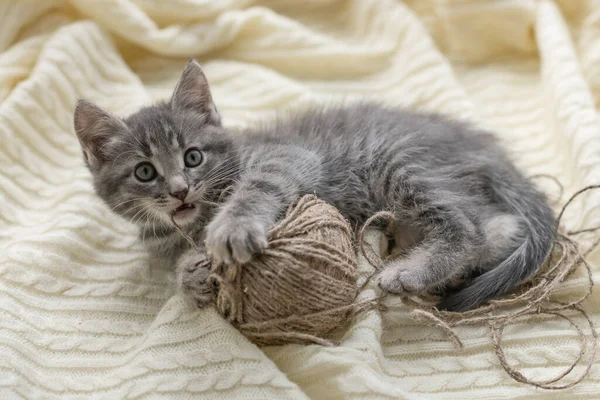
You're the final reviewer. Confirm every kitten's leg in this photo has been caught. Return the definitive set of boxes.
[377,206,481,294]
[176,248,214,308]
[205,146,321,265]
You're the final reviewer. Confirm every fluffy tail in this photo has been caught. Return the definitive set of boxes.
[438,180,555,312]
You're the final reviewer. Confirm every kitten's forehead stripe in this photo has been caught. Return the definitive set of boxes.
[128,129,152,157]
[151,156,165,177]
[149,126,161,147]
[162,120,179,148]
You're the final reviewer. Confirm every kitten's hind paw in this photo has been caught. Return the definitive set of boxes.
[176,249,214,308]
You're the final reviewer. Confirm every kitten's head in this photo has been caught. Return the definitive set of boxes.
[74,60,237,229]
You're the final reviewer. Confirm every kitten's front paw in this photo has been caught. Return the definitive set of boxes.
[205,214,268,265]
[376,260,428,295]
[176,249,214,308]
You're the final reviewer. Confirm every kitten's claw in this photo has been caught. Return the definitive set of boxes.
[176,249,214,308]
[205,215,268,265]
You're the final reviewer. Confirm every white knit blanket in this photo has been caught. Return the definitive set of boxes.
[1,0,599,398]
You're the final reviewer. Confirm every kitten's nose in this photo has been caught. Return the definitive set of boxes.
[169,176,189,201]
[170,188,188,201]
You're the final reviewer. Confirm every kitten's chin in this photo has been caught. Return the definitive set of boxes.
[171,204,199,226]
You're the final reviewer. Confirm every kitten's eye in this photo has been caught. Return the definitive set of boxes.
[184,148,203,167]
[134,162,157,182]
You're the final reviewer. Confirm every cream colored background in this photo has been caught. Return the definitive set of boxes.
[0,0,599,399]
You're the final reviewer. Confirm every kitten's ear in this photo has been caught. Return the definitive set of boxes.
[171,59,221,126]
[74,99,128,169]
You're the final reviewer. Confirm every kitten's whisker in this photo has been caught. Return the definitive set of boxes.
[196,165,240,190]
[151,214,158,241]
[130,204,151,226]
[196,162,239,188]
[204,165,239,182]
[122,203,148,218]
[202,154,240,177]
[149,209,168,239]
[141,213,151,248]
[111,197,146,211]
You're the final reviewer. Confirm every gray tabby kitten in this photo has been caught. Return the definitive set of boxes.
[74,60,554,312]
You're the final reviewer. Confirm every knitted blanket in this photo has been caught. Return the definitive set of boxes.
[1,0,599,398]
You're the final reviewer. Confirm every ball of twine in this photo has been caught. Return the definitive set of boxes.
[208,194,369,346]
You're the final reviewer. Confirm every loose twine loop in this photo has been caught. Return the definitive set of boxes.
[358,180,600,390]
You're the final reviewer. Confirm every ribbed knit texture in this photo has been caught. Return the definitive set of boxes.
[0,1,599,399]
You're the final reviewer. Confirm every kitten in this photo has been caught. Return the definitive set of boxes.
[73,60,554,312]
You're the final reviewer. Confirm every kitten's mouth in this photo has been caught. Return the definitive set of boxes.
[171,203,197,225]
[172,203,195,215]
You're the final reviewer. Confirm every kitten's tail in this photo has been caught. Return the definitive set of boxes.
[438,180,555,312]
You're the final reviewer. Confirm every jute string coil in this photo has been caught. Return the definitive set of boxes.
[209,194,372,346]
